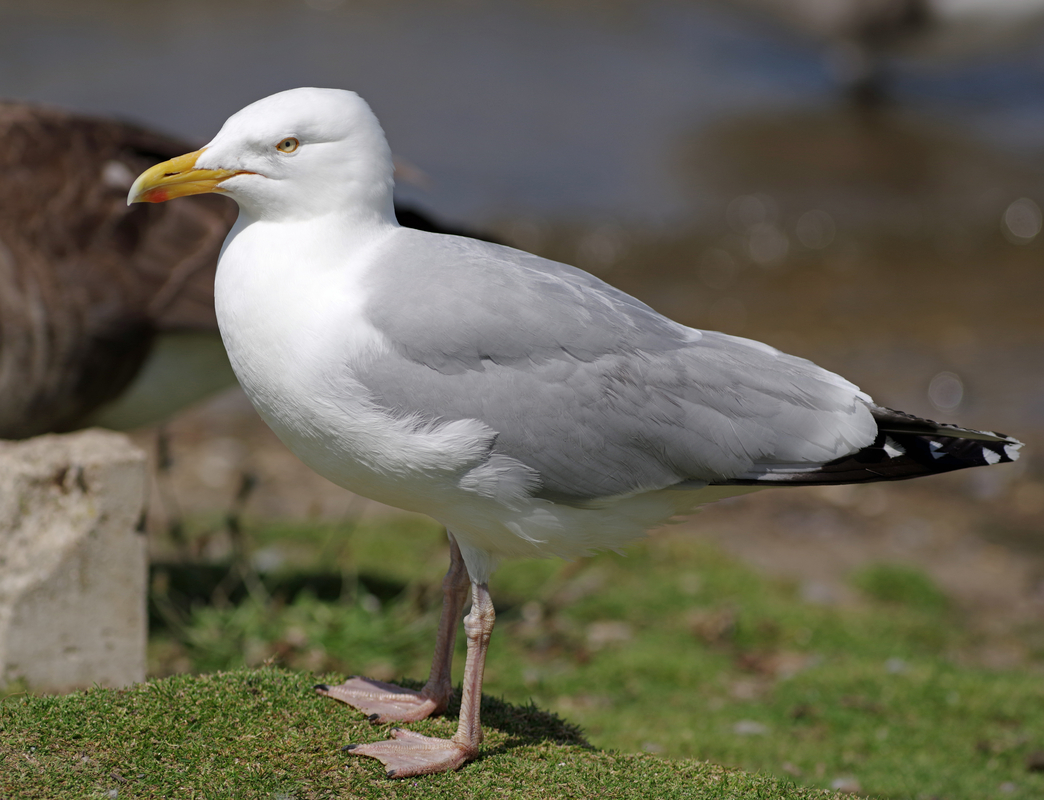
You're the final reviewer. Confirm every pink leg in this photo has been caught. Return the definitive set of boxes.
[316,533,470,723]
[345,580,495,777]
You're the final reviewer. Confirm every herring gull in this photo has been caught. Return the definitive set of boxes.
[128,87,1022,778]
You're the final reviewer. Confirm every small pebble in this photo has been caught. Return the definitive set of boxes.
[732,720,768,736]
[831,776,861,794]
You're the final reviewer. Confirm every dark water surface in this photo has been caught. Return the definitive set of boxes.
[3,0,1043,441]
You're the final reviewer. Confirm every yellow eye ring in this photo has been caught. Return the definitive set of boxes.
[276,137,300,154]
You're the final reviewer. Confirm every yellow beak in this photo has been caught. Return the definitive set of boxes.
[127,149,242,205]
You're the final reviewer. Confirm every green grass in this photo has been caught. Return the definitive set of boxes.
[0,667,839,799]
[14,514,1042,799]
[849,564,951,613]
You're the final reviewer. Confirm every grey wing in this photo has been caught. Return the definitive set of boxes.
[357,229,877,502]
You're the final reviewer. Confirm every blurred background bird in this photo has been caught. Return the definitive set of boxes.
[720,0,1044,102]
[0,101,495,440]
[0,101,236,439]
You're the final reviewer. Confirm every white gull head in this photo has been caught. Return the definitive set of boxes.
[129,87,396,225]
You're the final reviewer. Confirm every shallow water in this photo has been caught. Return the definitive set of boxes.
[3,0,1042,441]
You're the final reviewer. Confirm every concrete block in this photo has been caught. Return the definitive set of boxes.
[0,429,147,692]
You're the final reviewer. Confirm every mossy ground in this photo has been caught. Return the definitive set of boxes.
[4,513,1042,799]
[2,667,837,799]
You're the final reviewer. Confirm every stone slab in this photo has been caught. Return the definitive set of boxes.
[0,429,147,692]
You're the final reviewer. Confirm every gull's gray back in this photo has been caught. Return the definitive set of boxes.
[355,228,877,503]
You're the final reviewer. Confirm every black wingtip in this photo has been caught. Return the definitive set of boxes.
[873,405,1022,446]
[342,743,358,752]
[314,683,330,692]
[725,428,1023,487]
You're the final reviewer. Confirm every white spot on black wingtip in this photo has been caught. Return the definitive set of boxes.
[1004,444,1022,461]
[928,440,945,459]
[883,437,905,458]
[982,448,1001,465]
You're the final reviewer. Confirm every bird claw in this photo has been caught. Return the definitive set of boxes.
[316,676,443,723]
[347,728,477,778]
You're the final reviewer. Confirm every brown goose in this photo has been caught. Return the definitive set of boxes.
[0,101,236,439]
[0,101,487,439]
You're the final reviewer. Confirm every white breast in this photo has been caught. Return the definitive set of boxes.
[213,219,495,512]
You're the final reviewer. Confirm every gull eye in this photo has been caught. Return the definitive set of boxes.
[276,137,300,154]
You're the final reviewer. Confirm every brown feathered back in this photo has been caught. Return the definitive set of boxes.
[0,102,236,438]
